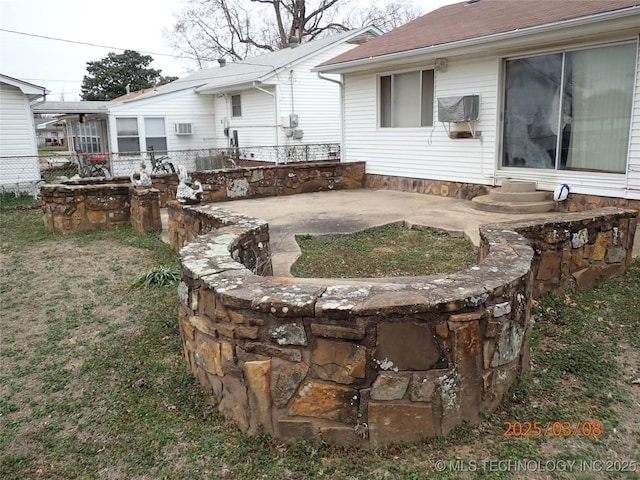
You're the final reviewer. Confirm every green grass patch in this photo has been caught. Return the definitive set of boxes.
[131,265,181,288]
[291,223,476,278]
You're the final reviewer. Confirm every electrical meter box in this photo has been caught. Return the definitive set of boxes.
[281,114,299,128]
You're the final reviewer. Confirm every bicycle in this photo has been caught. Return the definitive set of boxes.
[75,150,112,178]
[148,146,175,174]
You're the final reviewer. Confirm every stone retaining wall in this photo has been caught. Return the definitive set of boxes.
[365,173,640,211]
[41,162,365,234]
[42,183,133,233]
[150,161,365,206]
[172,202,637,447]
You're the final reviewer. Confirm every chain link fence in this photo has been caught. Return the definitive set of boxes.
[109,143,340,176]
[1,143,340,197]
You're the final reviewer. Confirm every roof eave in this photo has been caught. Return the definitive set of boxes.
[0,74,49,97]
[196,79,273,95]
[316,6,640,74]
[198,26,383,90]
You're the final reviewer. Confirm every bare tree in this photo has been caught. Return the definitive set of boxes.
[164,0,421,69]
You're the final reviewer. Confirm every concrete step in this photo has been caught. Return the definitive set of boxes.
[489,189,551,203]
[501,179,537,193]
[471,195,556,214]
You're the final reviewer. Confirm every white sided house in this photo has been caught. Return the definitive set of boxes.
[316,0,640,206]
[87,27,380,173]
[0,74,48,194]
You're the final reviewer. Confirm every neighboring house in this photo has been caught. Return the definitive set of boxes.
[32,101,109,154]
[316,0,640,202]
[0,74,48,193]
[35,117,65,146]
[62,27,380,170]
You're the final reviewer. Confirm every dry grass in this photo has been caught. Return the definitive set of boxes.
[1,194,639,480]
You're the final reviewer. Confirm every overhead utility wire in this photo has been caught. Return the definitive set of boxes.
[0,28,198,61]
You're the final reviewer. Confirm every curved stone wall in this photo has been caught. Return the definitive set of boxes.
[172,202,635,447]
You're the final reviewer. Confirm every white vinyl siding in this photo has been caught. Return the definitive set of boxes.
[628,42,640,195]
[108,89,216,152]
[343,56,497,185]
[276,43,354,145]
[219,41,351,148]
[223,87,277,147]
[0,82,41,191]
[341,34,640,200]
[0,83,39,156]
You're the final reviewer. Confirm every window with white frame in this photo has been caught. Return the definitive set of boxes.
[116,117,140,153]
[502,41,637,173]
[380,70,434,128]
[231,94,242,117]
[145,117,167,153]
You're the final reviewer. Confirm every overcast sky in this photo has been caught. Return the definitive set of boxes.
[0,0,459,101]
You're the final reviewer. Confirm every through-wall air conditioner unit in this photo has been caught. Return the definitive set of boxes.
[437,95,479,122]
[437,95,480,138]
[174,123,193,135]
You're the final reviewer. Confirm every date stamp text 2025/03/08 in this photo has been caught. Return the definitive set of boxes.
[503,421,603,438]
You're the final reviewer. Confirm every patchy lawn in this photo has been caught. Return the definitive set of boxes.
[291,224,476,278]
[1,194,639,479]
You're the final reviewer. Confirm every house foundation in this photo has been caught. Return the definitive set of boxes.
[365,173,640,212]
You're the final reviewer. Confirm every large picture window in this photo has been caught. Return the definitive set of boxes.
[502,42,637,173]
[380,70,434,128]
[116,117,140,153]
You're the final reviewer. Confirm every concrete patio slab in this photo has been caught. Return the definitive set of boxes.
[163,189,639,277]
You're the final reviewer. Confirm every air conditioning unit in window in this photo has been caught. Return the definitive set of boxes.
[174,123,193,135]
[437,95,480,138]
[437,95,479,123]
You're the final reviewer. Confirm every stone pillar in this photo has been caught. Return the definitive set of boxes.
[130,187,162,233]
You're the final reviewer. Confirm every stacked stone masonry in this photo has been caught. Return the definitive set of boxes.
[172,202,637,447]
[148,160,364,207]
[41,161,365,234]
[365,173,640,213]
[42,183,134,233]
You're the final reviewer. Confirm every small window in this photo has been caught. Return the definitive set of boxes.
[116,117,140,153]
[145,117,167,153]
[231,94,242,117]
[379,69,434,128]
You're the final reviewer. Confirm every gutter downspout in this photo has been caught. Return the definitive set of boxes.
[252,81,279,152]
[290,70,295,115]
[317,72,344,163]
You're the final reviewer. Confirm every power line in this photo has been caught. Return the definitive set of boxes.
[0,28,197,61]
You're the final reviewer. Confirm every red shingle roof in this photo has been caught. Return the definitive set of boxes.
[320,0,640,67]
